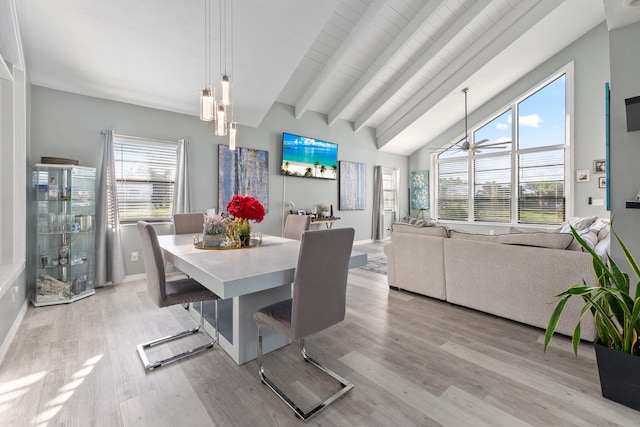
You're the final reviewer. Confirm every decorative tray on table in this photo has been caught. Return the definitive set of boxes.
[193,238,260,250]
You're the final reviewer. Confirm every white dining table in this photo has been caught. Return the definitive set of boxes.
[157,233,367,365]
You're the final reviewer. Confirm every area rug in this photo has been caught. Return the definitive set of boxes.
[359,254,387,275]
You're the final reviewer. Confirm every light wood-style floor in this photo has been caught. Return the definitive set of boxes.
[1,241,638,426]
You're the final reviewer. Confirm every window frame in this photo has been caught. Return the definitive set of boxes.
[113,135,180,223]
[382,167,399,212]
[433,64,573,226]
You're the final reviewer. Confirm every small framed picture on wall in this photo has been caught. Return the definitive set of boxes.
[599,176,606,188]
[593,159,606,173]
[576,169,590,182]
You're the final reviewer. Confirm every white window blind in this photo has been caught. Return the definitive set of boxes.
[113,136,179,222]
[474,154,511,222]
[518,149,565,224]
[437,160,468,221]
[382,169,398,211]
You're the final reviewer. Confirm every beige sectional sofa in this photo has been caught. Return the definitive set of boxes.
[383,219,611,341]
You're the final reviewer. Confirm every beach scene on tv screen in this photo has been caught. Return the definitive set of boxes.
[281,133,337,179]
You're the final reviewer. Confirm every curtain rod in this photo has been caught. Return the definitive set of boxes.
[100,131,182,145]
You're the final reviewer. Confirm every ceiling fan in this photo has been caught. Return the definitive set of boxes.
[451,88,511,154]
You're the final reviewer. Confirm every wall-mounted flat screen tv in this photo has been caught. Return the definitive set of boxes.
[281,132,338,180]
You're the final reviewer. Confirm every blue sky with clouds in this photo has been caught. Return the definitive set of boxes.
[478,75,566,149]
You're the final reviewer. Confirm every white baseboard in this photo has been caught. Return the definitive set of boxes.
[0,298,28,367]
[116,272,185,283]
[354,239,373,245]
[94,273,147,287]
[354,238,389,244]
[121,273,146,283]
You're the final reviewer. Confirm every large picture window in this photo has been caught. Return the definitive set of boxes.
[436,72,568,225]
[113,136,179,222]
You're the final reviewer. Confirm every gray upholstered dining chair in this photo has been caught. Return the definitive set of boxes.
[173,213,207,307]
[253,227,355,420]
[173,212,206,234]
[283,214,311,240]
[136,221,219,370]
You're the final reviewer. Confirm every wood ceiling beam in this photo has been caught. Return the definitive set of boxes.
[353,0,493,133]
[326,0,446,127]
[0,0,25,72]
[293,0,389,120]
[375,0,564,149]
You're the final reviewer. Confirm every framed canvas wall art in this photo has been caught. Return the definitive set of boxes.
[410,170,429,210]
[339,161,366,210]
[218,145,269,213]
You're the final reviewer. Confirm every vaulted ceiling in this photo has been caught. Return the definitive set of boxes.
[11,0,640,155]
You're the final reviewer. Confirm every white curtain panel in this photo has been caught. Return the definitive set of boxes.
[95,130,126,286]
[172,139,191,214]
[371,166,383,241]
[371,166,400,241]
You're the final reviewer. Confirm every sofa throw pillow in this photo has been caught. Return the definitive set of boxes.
[392,220,435,230]
[594,235,610,261]
[508,226,541,234]
[567,229,599,251]
[496,232,574,250]
[581,230,599,248]
[589,217,610,240]
[449,229,498,243]
[558,216,598,233]
[411,225,449,237]
[392,223,448,237]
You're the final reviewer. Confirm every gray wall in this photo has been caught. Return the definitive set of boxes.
[409,23,611,232]
[609,20,640,274]
[0,52,28,362]
[30,88,408,275]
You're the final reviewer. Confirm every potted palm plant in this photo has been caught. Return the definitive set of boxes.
[544,222,640,411]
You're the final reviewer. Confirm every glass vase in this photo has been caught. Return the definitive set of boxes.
[203,233,226,248]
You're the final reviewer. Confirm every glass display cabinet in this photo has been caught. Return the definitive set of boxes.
[31,164,96,306]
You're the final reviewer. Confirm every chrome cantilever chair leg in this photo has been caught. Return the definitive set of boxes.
[137,300,219,370]
[256,327,354,421]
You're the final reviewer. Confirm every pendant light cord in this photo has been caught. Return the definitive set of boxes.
[230,0,233,79]
[204,0,210,87]
[220,0,226,76]
[219,0,223,76]
[229,0,234,121]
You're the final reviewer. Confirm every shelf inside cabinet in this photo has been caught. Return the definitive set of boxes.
[31,289,96,307]
[38,259,88,269]
[37,230,93,236]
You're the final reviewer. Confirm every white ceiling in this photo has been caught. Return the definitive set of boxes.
[10,0,640,155]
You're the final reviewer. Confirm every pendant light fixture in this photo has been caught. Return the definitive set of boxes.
[199,0,214,121]
[200,88,214,121]
[198,0,236,149]
[221,74,231,105]
[215,0,235,145]
[229,121,237,151]
[216,103,228,136]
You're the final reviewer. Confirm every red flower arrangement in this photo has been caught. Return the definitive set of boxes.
[226,195,265,223]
